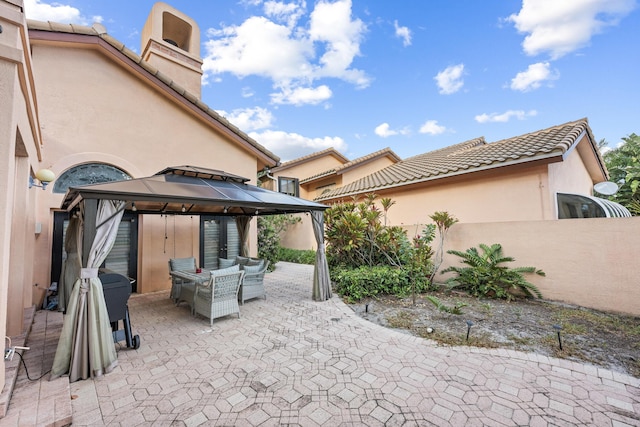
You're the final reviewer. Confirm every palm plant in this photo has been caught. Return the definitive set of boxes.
[442,243,545,300]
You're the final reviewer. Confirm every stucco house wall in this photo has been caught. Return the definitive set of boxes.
[29,39,263,297]
[0,1,277,398]
[1,0,45,393]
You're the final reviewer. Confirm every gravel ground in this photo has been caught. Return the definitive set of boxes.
[346,291,640,378]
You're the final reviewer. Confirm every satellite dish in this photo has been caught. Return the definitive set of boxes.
[594,181,619,195]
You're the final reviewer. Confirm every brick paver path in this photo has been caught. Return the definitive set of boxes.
[68,262,639,426]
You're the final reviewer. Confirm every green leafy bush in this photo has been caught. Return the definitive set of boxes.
[278,248,315,265]
[257,215,301,271]
[331,265,418,303]
[324,196,412,268]
[442,243,545,300]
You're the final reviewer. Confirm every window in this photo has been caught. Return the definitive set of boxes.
[278,176,299,197]
[53,163,131,194]
[557,193,631,218]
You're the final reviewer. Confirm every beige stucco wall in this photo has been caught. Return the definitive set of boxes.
[433,218,640,316]
[0,0,44,394]
[380,164,554,228]
[548,145,596,201]
[274,154,345,184]
[28,40,261,302]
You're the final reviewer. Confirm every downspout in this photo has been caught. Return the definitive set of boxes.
[264,169,279,192]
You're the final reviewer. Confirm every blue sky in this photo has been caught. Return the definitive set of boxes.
[25,0,639,161]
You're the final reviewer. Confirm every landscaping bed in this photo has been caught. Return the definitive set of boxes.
[347,290,640,378]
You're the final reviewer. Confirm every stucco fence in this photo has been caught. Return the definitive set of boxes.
[402,217,640,316]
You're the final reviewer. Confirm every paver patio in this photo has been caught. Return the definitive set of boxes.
[2,262,639,426]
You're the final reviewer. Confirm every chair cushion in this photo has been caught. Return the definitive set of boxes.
[211,264,240,277]
[246,259,262,266]
[169,257,196,271]
[218,258,236,268]
[242,263,263,274]
[235,255,250,265]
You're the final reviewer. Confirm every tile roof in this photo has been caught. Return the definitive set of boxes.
[271,148,349,172]
[316,118,602,201]
[26,20,280,165]
[300,147,401,184]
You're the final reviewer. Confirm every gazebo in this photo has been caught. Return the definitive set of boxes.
[52,166,331,382]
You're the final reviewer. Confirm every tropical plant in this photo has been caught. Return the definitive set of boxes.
[380,197,396,226]
[257,214,301,271]
[442,243,545,300]
[428,211,458,283]
[324,195,411,268]
[425,295,467,315]
[407,225,436,304]
[602,133,640,215]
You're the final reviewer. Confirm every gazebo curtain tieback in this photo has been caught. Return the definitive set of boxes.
[81,268,99,279]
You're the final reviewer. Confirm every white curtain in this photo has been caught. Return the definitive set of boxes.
[57,215,82,313]
[311,210,331,301]
[236,216,251,257]
[51,199,126,382]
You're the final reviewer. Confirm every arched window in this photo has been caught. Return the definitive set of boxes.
[53,163,132,194]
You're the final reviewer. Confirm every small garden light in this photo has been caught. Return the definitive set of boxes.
[466,320,474,341]
[553,324,563,350]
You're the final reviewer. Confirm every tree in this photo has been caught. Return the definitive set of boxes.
[428,211,458,283]
[601,133,640,215]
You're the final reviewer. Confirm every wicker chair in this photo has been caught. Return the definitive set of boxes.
[168,257,197,307]
[238,260,269,305]
[193,268,245,326]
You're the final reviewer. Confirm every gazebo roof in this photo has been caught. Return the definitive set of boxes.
[60,166,327,216]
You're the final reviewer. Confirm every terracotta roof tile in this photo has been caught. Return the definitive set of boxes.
[317,119,598,201]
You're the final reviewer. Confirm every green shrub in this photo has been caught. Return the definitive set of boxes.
[331,265,429,303]
[324,196,412,268]
[278,248,315,265]
[257,215,300,271]
[442,243,545,300]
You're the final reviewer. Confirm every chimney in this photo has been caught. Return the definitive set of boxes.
[141,2,203,98]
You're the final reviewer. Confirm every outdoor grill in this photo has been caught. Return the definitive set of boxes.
[99,270,140,349]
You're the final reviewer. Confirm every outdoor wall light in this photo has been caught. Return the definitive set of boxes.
[29,168,55,190]
[181,204,186,213]
[131,202,137,212]
[223,207,228,213]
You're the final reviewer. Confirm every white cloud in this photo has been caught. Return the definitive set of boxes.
[241,87,255,98]
[374,123,409,138]
[24,0,102,25]
[203,0,369,106]
[249,129,347,161]
[394,20,412,46]
[217,107,274,132]
[263,0,306,28]
[434,64,465,95]
[270,84,332,105]
[510,62,559,92]
[419,120,446,135]
[375,123,395,137]
[475,110,538,123]
[507,0,636,59]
